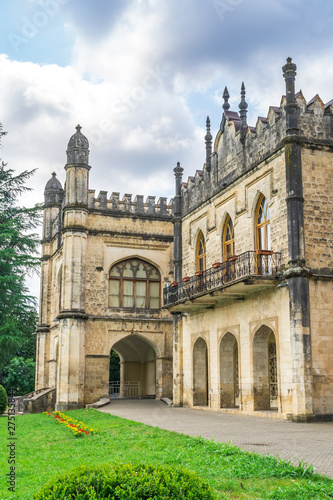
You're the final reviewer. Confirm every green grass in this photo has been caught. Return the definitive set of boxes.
[0,409,332,499]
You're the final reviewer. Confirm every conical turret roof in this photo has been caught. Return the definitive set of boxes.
[44,172,63,205]
[66,124,89,165]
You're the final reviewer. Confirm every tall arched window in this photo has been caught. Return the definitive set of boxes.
[109,258,160,309]
[255,195,271,250]
[196,232,206,272]
[222,215,235,260]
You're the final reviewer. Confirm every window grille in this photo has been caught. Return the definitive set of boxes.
[268,340,278,407]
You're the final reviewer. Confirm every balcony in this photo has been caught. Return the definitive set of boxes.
[164,250,282,312]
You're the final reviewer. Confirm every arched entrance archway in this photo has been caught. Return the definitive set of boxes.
[220,333,239,408]
[110,335,157,398]
[193,337,208,406]
[253,326,278,410]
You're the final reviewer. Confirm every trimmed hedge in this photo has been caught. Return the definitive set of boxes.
[0,385,7,415]
[34,462,218,499]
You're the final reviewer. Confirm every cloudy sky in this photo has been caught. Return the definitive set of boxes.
[0,0,332,299]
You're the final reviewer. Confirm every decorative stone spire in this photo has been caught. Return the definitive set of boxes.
[205,116,212,172]
[220,86,230,132]
[282,57,299,135]
[173,162,183,215]
[282,57,297,104]
[66,124,90,165]
[173,161,184,179]
[239,82,248,144]
[222,86,230,111]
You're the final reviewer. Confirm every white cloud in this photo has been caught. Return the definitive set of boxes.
[1,0,333,301]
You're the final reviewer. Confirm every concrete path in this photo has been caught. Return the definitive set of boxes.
[99,399,333,478]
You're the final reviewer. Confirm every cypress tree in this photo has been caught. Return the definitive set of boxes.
[0,124,41,371]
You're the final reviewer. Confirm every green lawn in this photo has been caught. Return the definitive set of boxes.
[0,409,332,499]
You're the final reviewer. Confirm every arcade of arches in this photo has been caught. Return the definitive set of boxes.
[192,326,278,411]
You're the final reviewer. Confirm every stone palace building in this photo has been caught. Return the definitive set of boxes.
[36,58,333,421]
[36,127,174,410]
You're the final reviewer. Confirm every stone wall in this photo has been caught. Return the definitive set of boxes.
[181,91,333,218]
[169,73,333,420]
[181,153,288,278]
[302,147,333,271]
[309,279,333,416]
[179,286,291,414]
[84,317,173,404]
[37,189,174,409]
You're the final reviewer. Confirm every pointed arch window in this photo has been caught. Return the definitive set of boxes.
[255,195,271,250]
[196,232,206,272]
[222,215,235,260]
[109,258,160,309]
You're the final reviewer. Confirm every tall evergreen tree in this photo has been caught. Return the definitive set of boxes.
[0,124,41,370]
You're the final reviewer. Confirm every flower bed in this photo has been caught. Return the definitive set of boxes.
[44,411,97,437]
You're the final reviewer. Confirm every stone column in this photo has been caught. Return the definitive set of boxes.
[172,314,184,406]
[172,162,184,406]
[282,58,313,421]
[173,162,183,283]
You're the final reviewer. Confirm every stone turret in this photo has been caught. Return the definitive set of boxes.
[43,172,63,242]
[56,125,90,411]
[44,172,64,206]
[64,125,90,207]
[37,173,64,390]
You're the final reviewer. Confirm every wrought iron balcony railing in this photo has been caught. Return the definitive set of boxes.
[164,250,282,307]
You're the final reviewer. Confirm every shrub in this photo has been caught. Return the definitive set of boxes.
[0,384,7,414]
[34,462,218,499]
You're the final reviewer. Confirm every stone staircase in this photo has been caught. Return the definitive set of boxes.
[14,387,56,414]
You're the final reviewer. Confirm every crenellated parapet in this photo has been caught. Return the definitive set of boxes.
[180,61,333,217]
[87,190,173,219]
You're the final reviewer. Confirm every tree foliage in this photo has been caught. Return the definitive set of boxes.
[1,357,36,396]
[109,350,120,382]
[0,124,41,371]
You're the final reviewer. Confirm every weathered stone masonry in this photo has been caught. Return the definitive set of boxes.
[36,126,174,410]
[165,58,333,421]
[36,58,333,420]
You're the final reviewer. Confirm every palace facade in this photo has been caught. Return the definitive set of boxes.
[36,58,333,420]
[164,58,333,421]
[36,126,174,410]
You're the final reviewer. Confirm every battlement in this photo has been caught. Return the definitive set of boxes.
[180,86,333,216]
[88,190,174,218]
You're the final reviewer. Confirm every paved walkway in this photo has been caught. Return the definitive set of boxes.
[99,399,333,478]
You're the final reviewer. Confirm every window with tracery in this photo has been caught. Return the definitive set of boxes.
[222,215,235,260]
[109,258,160,309]
[196,232,206,272]
[255,195,271,250]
